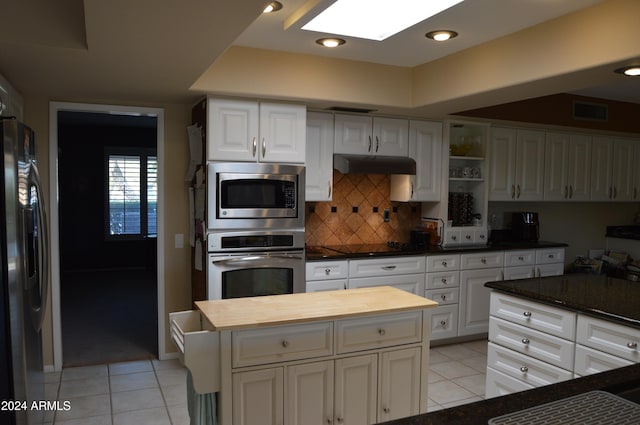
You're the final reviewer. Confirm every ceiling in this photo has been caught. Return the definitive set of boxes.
[0,0,639,114]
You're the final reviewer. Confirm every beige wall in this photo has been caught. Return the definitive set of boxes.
[23,96,194,366]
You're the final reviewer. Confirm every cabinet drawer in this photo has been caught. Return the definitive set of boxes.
[574,344,634,376]
[576,315,640,363]
[536,263,564,277]
[460,252,504,270]
[425,271,459,289]
[426,254,460,272]
[169,310,220,394]
[503,265,535,280]
[306,279,346,292]
[349,256,425,278]
[427,304,458,341]
[488,342,573,388]
[489,317,575,370]
[485,367,534,399]
[426,288,459,305]
[535,248,565,264]
[336,311,422,354]
[490,292,576,339]
[504,250,535,267]
[348,273,425,295]
[306,261,348,281]
[232,322,333,367]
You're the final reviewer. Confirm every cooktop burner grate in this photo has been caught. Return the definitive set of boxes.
[488,391,640,425]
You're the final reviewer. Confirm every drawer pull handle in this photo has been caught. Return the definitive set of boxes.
[441,278,448,284]
[383,407,390,414]
[627,342,638,349]
[327,418,332,424]
[518,256,524,261]
[381,265,397,271]
[378,328,386,336]
[442,261,448,267]
[337,418,344,423]
[481,258,487,264]
[465,234,471,240]
[325,268,331,275]
[440,320,447,326]
[441,295,447,301]
[523,311,532,318]
[451,235,457,241]
[548,254,554,259]
[281,340,289,348]
[480,234,485,239]
[520,366,529,373]
[521,338,530,345]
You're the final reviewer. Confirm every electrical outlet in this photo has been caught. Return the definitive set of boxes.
[175,233,184,249]
[383,209,390,222]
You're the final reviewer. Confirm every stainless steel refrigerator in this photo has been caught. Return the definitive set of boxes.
[1,118,48,425]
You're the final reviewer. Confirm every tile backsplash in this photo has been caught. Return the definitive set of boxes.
[305,171,421,246]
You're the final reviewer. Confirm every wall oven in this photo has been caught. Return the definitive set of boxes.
[207,230,305,299]
[207,162,305,230]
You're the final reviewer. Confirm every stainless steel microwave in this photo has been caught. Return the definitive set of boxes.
[207,162,305,230]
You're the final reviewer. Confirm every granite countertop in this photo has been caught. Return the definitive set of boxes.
[305,241,568,261]
[381,363,640,425]
[485,273,640,328]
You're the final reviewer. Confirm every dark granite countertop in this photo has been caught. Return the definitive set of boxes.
[305,241,567,261]
[381,363,640,425]
[485,274,640,329]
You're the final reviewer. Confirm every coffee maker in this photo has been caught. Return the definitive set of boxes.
[512,212,539,241]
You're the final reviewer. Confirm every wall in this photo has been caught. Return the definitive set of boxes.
[305,171,421,246]
[24,95,193,366]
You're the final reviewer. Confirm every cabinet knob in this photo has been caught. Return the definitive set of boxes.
[441,278,448,284]
[325,268,331,275]
[523,311,532,318]
[383,407,390,414]
[337,418,344,423]
[451,235,457,241]
[327,419,332,424]
[378,328,386,336]
[466,234,471,240]
[281,340,289,348]
[440,320,447,326]
[480,234,485,239]
[518,256,524,261]
[441,295,447,301]
[627,342,638,349]
[520,366,529,373]
[481,258,487,264]
[442,261,448,267]
[521,338,530,345]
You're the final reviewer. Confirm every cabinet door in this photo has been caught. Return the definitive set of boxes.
[488,127,517,200]
[334,114,373,155]
[373,117,409,156]
[390,120,442,201]
[544,132,569,201]
[286,361,334,425]
[566,134,592,201]
[612,139,635,201]
[378,348,421,422]
[259,102,306,163]
[634,143,640,201]
[590,136,614,200]
[515,129,545,201]
[233,368,284,425]
[335,355,378,425]
[459,268,502,336]
[208,98,259,161]
[305,112,334,201]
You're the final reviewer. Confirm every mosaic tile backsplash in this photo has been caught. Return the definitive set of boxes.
[305,171,422,246]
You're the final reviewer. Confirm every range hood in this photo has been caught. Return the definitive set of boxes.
[333,154,416,175]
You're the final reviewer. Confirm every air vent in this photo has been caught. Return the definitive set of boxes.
[326,106,377,114]
[573,100,608,122]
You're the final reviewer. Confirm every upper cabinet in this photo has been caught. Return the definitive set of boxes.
[207,97,306,163]
[489,127,544,201]
[334,114,408,157]
[590,136,635,201]
[305,112,334,201]
[390,120,442,202]
[544,133,592,201]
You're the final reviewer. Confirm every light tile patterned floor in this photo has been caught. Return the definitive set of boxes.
[45,341,487,424]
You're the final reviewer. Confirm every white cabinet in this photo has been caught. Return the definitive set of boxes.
[305,112,334,201]
[334,354,377,424]
[543,133,592,201]
[390,120,442,202]
[286,361,333,425]
[503,250,535,280]
[348,256,426,295]
[458,253,504,336]
[489,127,545,201]
[233,368,283,425]
[334,114,408,157]
[590,136,635,201]
[378,347,421,422]
[426,254,460,341]
[535,248,565,277]
[305,260,348,292]
[207,98,306,163]
[576,315,640,364]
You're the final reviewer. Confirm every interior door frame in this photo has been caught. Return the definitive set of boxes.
[49,102,166,371]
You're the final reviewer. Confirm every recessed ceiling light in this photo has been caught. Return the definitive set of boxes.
[316,38,346,48]
[425,30,458,41]
[615,66,640,76]
[302,0,464,42]
[263,1,283,13]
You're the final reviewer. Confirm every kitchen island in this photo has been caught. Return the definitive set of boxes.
[171,286,438,425]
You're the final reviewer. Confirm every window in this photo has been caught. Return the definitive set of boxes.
[107,150,157,238]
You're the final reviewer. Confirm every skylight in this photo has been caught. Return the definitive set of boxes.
[302,0,464,41]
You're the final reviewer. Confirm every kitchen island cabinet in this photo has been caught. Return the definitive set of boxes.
[170,286,437,425]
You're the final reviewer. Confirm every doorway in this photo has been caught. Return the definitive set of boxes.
[49,103,165,370]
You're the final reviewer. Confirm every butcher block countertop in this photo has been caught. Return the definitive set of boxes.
[194,286,438,331]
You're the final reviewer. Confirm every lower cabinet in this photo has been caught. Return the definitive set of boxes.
[232,348,421,425]
[459,267,503,336]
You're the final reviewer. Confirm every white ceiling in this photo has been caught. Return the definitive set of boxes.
[1,0,639,110]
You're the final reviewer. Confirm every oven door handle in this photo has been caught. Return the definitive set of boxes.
[211,254,304,264]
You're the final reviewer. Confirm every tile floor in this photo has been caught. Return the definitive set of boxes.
[45,340,487,424]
